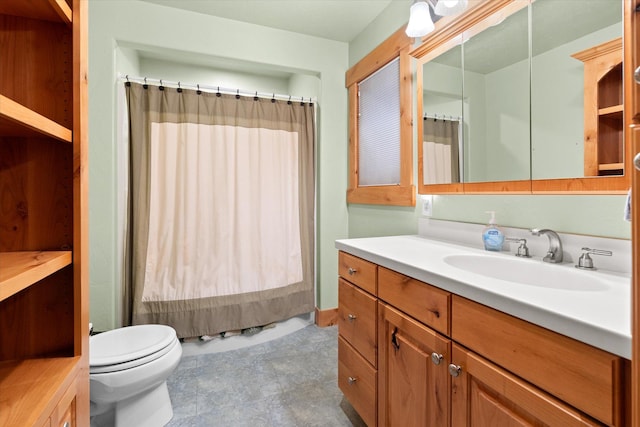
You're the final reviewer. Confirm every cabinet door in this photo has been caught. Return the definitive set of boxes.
[450,344,604,427]
[378,302,450,427]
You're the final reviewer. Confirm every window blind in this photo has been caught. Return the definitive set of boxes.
[358,58,401,186]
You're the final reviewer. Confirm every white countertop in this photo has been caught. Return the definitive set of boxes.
[335,235,631,359]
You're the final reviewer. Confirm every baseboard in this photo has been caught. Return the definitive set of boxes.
[315,307,338,327]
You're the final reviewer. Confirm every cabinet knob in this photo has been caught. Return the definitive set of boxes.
[431,353,443,365]
[348,376,357,385]
[63,423,70,427]
[448,364,462,377]
[635,66,640,84]
[348,267,357,275]
[347,313,357,322]
[634,152,640,171]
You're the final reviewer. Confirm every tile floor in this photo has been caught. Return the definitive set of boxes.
[166,324,365,427]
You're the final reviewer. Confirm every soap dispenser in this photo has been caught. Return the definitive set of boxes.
[482,211,504,251]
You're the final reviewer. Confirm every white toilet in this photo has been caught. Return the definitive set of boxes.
[89,324,182,427]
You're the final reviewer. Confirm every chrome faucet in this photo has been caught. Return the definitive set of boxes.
[530,228,563,263]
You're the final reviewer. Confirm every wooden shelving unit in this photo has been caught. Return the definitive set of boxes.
[573,38,624,177]
[0,0,88,425]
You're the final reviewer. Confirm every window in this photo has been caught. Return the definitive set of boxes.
[359,58,401,186]
[346,27,414,206]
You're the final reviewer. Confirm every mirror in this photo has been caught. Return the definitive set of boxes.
[462,3,530,183]
[422,43,463,185]
[531,0,622,180]
[414,0,628,194]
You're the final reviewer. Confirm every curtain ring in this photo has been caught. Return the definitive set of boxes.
[216,86,221,97]
[159,79,164,91]
[236,89,240,99]
[197,84,202,95]
[271,93,276,103]
[177,81,182,93]
[287,95,292,105]
[300,96,304,106]
[143,77,148,89]
[125,75,131,87]
[253,91,259,101]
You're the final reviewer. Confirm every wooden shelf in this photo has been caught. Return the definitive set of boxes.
[0,94,72,142]
[599,162,624,171]
[0,0,71,24]
[0,251,72,302]
[0,357,79,426]
[599,104,623,116]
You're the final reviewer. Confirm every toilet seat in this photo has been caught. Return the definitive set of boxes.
[90,324,178,374]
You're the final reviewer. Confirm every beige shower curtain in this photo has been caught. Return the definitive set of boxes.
[423,117,461,184]
[124,82,315,338]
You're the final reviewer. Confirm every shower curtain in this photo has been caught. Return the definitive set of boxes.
[124,82,315,338]
[423,117,461,184]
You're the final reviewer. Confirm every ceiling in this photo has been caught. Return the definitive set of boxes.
[140,0,397,43]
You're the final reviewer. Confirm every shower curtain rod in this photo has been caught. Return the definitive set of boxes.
[118,74,317,104]
[424,113,461,121]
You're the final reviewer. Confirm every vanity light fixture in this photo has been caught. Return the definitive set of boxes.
[406,1,434,38]
[434,0,468,16]
[405,0,468,38]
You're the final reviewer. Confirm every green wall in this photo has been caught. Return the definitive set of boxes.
[89,0,349,330]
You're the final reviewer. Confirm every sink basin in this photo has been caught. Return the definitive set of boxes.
[443,254,609,291]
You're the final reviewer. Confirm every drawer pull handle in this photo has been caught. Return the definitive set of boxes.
[348,376,358,385]
[431,352,443,365]
[347,267,357,275]
[347,313,357,322]
[448,364,462,377]
[63,423,70,427]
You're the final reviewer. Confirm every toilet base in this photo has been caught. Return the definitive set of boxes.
[91,382,173,427]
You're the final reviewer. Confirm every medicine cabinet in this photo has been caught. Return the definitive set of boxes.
[412,0,631,194]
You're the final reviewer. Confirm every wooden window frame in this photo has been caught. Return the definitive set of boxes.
[346,27,415,206]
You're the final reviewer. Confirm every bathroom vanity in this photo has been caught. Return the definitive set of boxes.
[336,232,631,426]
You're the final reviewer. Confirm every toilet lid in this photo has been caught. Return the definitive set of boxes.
[90,324,177,368]
[90,337,178,374]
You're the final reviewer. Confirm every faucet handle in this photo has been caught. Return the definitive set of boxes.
[505,237,531,258]
[575,247,612,270]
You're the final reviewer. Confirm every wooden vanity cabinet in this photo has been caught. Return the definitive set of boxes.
[0,0,89,425]
[338,252,378,427]
[452,296,625,426]
[337,251,628,427]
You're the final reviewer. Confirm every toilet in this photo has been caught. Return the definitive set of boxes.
[89,324,182,427]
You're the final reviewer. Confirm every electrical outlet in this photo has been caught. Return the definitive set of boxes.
[422,195,433,217]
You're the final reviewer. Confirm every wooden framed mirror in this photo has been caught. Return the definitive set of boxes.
[412,0,630,195]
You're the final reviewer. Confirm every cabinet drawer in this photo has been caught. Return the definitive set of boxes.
[338,336,376,427]
[339,278,377,366]
[50,377,76,427]
[378,267,450,335]
[452,296,624,426]
[338,251,377,295]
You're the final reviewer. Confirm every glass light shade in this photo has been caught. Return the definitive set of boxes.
[405,2,434,38]
[434,0,468,16]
